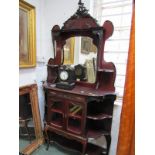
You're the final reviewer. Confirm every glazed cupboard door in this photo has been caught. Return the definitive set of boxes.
[47,97,65,129]
[66,101,86,135]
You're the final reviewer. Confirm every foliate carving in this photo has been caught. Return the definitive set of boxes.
[62,0,99,29]
[75,0,89,18]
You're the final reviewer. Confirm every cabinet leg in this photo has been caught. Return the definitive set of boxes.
[45,128,50,150]
[105,135,111,155]
[46,139,50,151]
[82,141,87,155]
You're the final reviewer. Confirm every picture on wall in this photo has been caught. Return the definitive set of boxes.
[19,0,36,68]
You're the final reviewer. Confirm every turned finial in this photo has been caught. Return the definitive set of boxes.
[78,0,84,7]
[78,0,82,5]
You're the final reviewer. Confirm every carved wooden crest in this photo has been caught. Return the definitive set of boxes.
[62,0,100,30]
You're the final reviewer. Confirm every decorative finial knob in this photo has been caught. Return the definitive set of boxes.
[78,0,82,5]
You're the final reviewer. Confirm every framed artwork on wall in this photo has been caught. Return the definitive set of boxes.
[63,37,75,64]
[19,0,36,68]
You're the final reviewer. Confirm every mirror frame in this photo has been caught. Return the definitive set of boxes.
[19,84,44,155]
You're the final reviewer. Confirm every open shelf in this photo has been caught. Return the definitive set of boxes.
[87,129,110,139]
[86,119,111,139]
[47,131,83,154]
[87,113,112,120]
[47,64,59,67]
[98,69,114,73]
[86,143,106,155]
[87,99,114,117]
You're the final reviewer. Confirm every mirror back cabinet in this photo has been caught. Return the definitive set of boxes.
[43,1,116,155]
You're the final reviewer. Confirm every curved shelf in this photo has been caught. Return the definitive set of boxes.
[98,69,114,73]
[53,141,82,154]
[87,113,112,120]
[47,64,59,67]
[86,143,106,155]
[87,129,110,139]
[47,133,83,154]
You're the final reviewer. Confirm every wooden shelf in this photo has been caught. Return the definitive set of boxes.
[87,129,110,139]
[68,113,82,119]
[47,64,59,67]
[98,69,114,73]
[87,113,112,120]
[50,119,63,128]
[48,132,83,153]
[86,143,106,155]
[51,109,63,114]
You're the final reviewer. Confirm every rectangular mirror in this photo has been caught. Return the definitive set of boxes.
[19,84,44,155]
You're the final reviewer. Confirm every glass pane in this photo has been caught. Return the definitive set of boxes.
[67,103,83,134]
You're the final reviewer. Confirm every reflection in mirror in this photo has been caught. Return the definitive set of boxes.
[63,37,97,83]
[19,93,35,152]
[63,37,75,65]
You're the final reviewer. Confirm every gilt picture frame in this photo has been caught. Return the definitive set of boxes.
[19,0,36,68]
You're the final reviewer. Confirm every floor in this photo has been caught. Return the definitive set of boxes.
[19,139,29,152]
[32,144,80,155]
[19,139,80,155]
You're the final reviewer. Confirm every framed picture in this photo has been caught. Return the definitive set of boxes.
[19,0,36,68]
[81,37,97,54]
[63,37,75,64]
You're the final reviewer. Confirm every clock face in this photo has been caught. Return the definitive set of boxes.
[60,71,69,81]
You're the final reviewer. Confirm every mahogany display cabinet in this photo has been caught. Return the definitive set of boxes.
[43,1,116,155]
